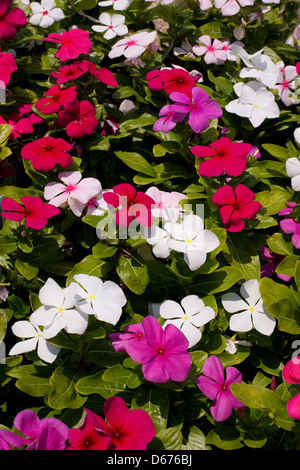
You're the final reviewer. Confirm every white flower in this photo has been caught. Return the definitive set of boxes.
[9,319,60,364]
[294,128,300,144]
[231,45,279,88]
[225,81,280,128]
[274,61,297,106]
[286,157,300,191]
[224,335,252,354]
[30,278,89,338]
[74,274,127,325]
[164,214,220,271]
[92,13,128,40]
[221,279,276,336]
[98,0,131,10]
[144,225,172,259]
[215,0,254,16]
[29,0,65,28]
[160,295,215,348]
[108,31,157,59]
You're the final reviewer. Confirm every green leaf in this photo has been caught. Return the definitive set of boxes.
[191,267,244,294]
[206,426,244,450]
[115,151,157,176]
[223,234,261,281]
[15,259,38,281]
[0,124,12,145]
[48,366,87,410]
[16,375,52,397]
[262,143,292,161]
[149,427,183,450]
[66,254,113,285]
[73,0,98,9]
[254,189,291,216]
[92,242,118,259]
[116,255,149,294]
[275,255,299,277]
[181,426,210,450]
[75,371,127,399]
[132,387,169,431]
[267,232,296,256]
[0,236,18,255]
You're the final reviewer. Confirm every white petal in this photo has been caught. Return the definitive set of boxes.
[159,300,184,319]
[99,12,112,25]
[39,14,55,28]
[30,3,44,14]
[9,338,38,355]
[103,29,117,40]
[240,279,261,306]
[43,315,66,338]
[180,321,202,348]
[44,182,66,201]
[111,14,126,26]
[29,13,43,25]
[181,295,204,316]
[164,221,186,241]
[291,174,300,192]
[92,25,109,33]
[39,278,64,308]
[201,230,220,253]
[37,338,60,363]
[152,238,171,258]
[30,306,58,327]
[41,0,56,10]
[221,292,249,313]
[184,249,206,271]
[11,320,37,338]
[114,24,128,36]
[63,309,88,334]
[74,274,103,296]
[48,8,65,21]
[191,306,215,326]
[229,311,253,332]
[251,310,276,336]
[286,157,300,178]
[167,239,188,253]
[181,214,203,238]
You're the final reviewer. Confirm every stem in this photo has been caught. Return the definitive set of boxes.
[121,248,144,266]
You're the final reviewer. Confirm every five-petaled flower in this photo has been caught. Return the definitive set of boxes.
[29,0,65,29]
[108,31,157,59]
[212,184,262,232]
[57,99,99,139]
[21,136,73,171]
[1,196,60,230]
[191,136,252,177]
[282,358,300,420]
[103,183,155,227]
[196,355,245,421]
[43,28,92,61]
[0,0,27,41]
[35,84,77,115]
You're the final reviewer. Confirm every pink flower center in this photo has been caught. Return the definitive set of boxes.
[208,46,215,52]
[43,10,48,15]
[108,25,114,29]
[126,40,137,47]
[66,184,76,193]
[282,80,289,88]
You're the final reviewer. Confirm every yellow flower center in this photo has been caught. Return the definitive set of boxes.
[249,306,254,311]
[58,307,63,312]
[183,315,189,320]
[89,294,95,300]
[37,333,42,338]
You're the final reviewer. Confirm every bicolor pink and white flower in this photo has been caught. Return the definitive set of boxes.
[44,171,102,216]
[192,35,229,65]
[215,0,254,16]
[274,61,298,106]
[92,13,128,40]
[98,0,131,10]
[108,31,157,59]
[29,0,65,29]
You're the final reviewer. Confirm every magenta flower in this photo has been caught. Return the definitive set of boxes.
[283,358,300,420]
[43,29,92,62]
[0,0,27,41]
[57,100,98,139]
[1,196,60,230]
[260,246,292,282]
[0,112,34,140]
[280,218,300,249]
[153,104,186,133]
[125,315,192,383]
[168,87,222,133]
[0,51,17,87]
[103,183,155,227]
[109,323,147,352]
[0,410,69,450]
[35,85,78,115]
[68,397,156,450]
[196,355,245,422]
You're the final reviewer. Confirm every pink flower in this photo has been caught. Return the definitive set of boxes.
[0,409,69,450]
[274,62,298,106]
[51,61,90,84]
[1,196,60,230]
[124,315,192,383]
[192,35,229,64]
[196,355,245,422]
[21,136,73,171]
[0,111,34,140]
[212,184,262,232]
[280,218,300,249]
[191,137,252,177]
[147,68,198,98]
[103,183,155,227]
[0,0,27,41]
[260,246,292,282]
[43,29,92,62]
[44,171,102,217]
[153,104,186,133]
[215,0,254,16]
[57,100,98,139]
[109,323,147,352]
[16,103,44,125]
[85,61,118,88]
[108,31,157,59]
[68,397,156,450]
[145,186,188,220]
[35,85,77,115]
[0,51,17,87]
[283,358,300,420]
[168,87,223,134]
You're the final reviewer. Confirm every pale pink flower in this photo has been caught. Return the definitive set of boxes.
[274,61,297,106]
[215,0,254,16]
[192,36,229,64]
[44,171,102,217]
[108,31,157,59]
[145,186,188,221]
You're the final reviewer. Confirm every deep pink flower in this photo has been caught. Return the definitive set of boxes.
[146,69,163,91]
[0,112,33,140]
[280,218,300,249]
[296,62,300,75]
[0,0,27,41]
[21,136,73,171]
[43,29,92,62]
[191,137,252,177]
[1,196,60,230]
[153,104,186,133]
[147,68,198,99]
[68,397,156,450]
[196,355,245,422]
[109,323,147,352]
[16,103,44,125]
[283,358,300,420]
[211,184,262,232]
[260,246,292,282]
[51,61,90,84]
[0,51,17,86]
[125,315,192,383]
[103,183,155,227]
[35,85,77,115]
[0,409,69,450]
[85,61,118,88]
[57,100,98,139]
[168,87,222,133]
